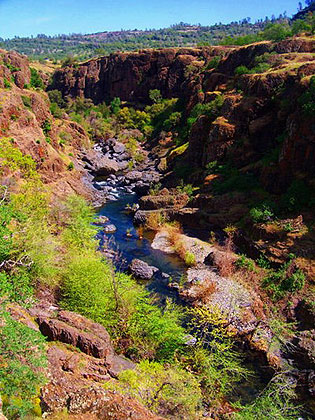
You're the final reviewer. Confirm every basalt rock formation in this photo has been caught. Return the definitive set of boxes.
[50,38,315,193]
[49,46,230,104]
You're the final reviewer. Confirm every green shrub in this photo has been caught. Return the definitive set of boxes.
[205,55,221,70]
[263,255,305,300]
[128,298,185,361]
[176,180,194,198]
[0,137,37,178]
[30,68,44,89]
[262,23,291,42]
[110,97,121,114]
[48,89,66,108]
[249,204,274,223]
[149,89,162,104]
[233,373,301,419]
[67,162,74,171]
[256,254,271,269]
[184,306,249,404]
[280,179,313,212]
[41,119,51,135]
[299,75,315,116]
[0,308,47,419]
[21,95,32,109]
[235,254,255,271]
[50,102,63,118]
[188,95,224,128]
[235,65,250,76]
[105,360,202,418]
[184,251,196,266]
[0,201,13,264]
[4,78,11,89]
[0,271,33,305]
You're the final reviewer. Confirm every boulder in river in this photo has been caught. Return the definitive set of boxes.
[104,224,117,234]
[93,215,109,225]
[129,258,159,280]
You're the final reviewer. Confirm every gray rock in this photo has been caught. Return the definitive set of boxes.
[133,210,148,225]
[128,259,159,280]
[125,171,142,181]
[93,216,109,225]
[103,224,117,233]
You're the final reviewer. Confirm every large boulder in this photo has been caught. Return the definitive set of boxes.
[129,259,159,280]
[41,344,159,419]
[37,310,115,359]
[82,150,119,175]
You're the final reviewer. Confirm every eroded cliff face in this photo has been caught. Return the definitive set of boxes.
[0,49,97,199]
[50,46,230,103]
[186,38,315,191]
[49,38,315,193]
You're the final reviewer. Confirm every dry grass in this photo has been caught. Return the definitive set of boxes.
[163,222,187,259]
[193,279,217,304]
[216,234,236,277]
[144,211,167,231]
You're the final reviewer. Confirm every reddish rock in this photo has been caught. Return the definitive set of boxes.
[37,310,115,359]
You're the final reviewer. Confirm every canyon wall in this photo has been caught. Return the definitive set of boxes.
[50,38,315,191]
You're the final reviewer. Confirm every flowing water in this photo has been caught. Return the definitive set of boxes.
[96,191,186,297]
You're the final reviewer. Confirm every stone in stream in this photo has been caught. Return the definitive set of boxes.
[125,171,142,182]
[128,259,159,280]
[104,224,117,234]
[93,215,109,225]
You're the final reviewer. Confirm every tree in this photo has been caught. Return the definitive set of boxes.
[149,89,162,104]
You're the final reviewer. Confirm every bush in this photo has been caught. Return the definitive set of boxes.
[299,75,315,116]
[184,306,249,405]
[233,373,301,419]
[21,95,32,109]
[110,97,121,114]
[149,89,162,104]
[50,102,63,118]
[4,78,11,89]
[235,65,250,76]
[205,55,221,70]
[105,360,202,418]
[67,162,74,171]
[263,255,305,300]
[184,251,196,266]
[0,271,33,305]
[30,68,44,89]
[235,254,255,271]
[250,204,274,223]
[48,89,66,108]
[128,298,185,361]
[41,119,51,135]
[0,201,13,264]
[0,308,47,419]
[280,179,313,212]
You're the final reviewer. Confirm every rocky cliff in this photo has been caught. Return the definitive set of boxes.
[49,38,315,192]
[0,49,99,200]
[50,46,230,103]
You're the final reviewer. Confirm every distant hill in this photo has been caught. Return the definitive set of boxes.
[0,4,313,61]
[0,17,286,61]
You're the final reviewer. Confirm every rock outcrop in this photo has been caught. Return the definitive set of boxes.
[49,47,229,104]
[0,49,101,201]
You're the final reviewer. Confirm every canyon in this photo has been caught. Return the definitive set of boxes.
[0,33,314,419]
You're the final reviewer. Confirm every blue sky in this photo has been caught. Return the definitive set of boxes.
[0,0,302,39]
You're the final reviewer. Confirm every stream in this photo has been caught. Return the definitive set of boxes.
[96,191,187,298]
